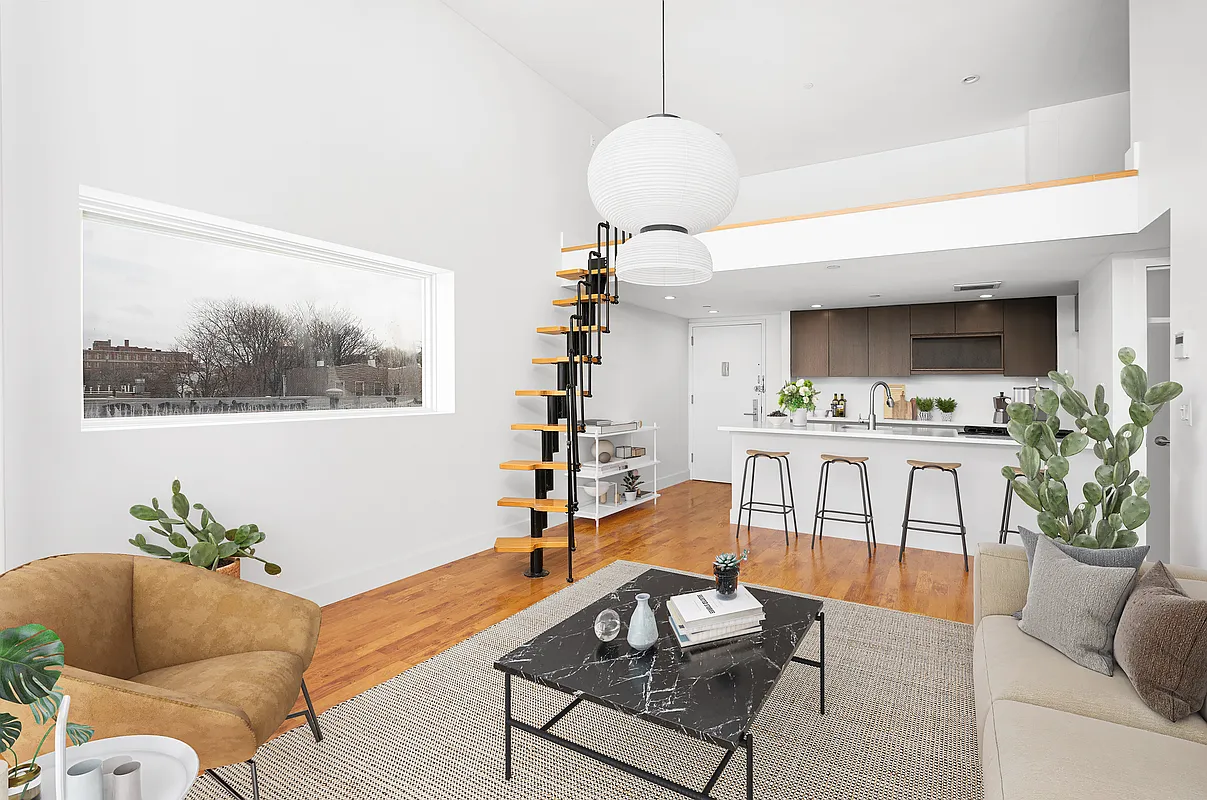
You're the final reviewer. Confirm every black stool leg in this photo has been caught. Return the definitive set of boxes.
[999,477,1014,544]
[737,455,752,539]
[952,468,969,572]
[784,457,799,538]
[746,456,759,538]
[811,460,829,549]
[899,467,917,563]
[776,457,790,546]
[859,461,877,551]
[856,462,873,559]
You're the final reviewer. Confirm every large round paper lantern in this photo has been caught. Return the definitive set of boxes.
[615,229,713,286]
[587,115,739,237]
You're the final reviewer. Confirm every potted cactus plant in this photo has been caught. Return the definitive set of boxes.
[1001,348,1183,549]
[129,479,280,577]
[713,549,750,597]
[915,397,935,421]
[1,624,95,800]
[621,470,644,503]
[936,397,957,422]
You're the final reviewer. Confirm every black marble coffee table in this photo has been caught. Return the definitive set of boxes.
[495,567,825,800]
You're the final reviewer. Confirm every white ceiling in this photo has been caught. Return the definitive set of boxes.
[441,0,1130,176]
[615,228,1169,320]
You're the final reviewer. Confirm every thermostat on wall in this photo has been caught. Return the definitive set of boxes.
[1174,330,1190,359]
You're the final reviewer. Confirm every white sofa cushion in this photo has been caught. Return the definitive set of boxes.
[982,699,1207,800]
[975,614,1207,746]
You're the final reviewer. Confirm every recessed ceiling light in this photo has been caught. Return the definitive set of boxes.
[826,264,841,270]
[803,82,814,90]
[708,309,719,314]
[811,304,823,308]
[663,295,676,300]
[869,294,881,299]
[962,74,980,84]
[980,294,994,299]
[702,304,711,308]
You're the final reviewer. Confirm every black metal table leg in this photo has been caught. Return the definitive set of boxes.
[505,673,513,780]
[745,732,754,800]
[819,610,826,715]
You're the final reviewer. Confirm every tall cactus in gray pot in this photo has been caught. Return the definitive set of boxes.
[1001,347,1182,549]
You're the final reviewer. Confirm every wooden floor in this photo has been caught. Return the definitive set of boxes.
[279,479,972,735]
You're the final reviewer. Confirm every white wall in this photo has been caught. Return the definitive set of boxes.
[1077,255,1151,429]
[0,0,689,603]
[1027,92,1131,182]
[725,128,1028,225]
[782,298,1077,425]
[1130,0,1207,567]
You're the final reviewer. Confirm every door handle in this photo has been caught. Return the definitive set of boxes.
[1155,436,1170,447]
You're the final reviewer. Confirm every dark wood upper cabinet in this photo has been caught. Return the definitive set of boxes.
[955,300,1004,333]
[910,303,955,335]
[868,305,911,376]
[1003,297,1058,377]
[828,308,869,377]
[790,310,829,377]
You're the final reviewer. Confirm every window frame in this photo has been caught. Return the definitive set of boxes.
[80,186,454,430]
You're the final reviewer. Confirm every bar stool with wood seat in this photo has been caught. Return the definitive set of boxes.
[999,466,1024,543]
[811,454,877,558]
[898,459,969,571]
[736,449,798,545]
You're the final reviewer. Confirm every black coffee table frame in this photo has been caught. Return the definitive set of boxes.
[503,611,824,800]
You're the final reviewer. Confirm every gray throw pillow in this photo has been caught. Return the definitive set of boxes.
[1014,526,1150,619]
[1115,562,1207,721]
[1019,535,1138,675]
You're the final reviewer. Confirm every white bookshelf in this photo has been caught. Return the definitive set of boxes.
[570,424,659,527]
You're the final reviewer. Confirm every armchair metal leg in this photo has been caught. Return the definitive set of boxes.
[285,678,324,743]
[206,759,259,800]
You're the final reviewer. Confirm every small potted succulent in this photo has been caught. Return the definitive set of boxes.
[1,624,95,800]
[713,549,750,597]
[936,397,957,422]
[621,470,644,503]
[915,397,935,421]
[779,379,819,426]
[129,479,281,578]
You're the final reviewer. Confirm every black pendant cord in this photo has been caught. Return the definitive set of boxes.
[661,0,666,115]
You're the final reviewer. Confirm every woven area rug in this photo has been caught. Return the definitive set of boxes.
[187,561,983,800]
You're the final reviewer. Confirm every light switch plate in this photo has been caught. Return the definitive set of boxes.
[1180,399,1192,426]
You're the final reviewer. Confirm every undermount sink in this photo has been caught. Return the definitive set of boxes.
[838,424,871,432]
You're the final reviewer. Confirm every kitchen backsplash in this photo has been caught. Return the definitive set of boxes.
[785,374,1050,424]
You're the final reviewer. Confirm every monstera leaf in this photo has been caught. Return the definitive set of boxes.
[0,712,20,752]
[0,624,63,705]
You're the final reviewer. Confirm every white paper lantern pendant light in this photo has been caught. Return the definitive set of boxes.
[586,1,738,286]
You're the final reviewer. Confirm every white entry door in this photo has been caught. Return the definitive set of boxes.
[1146,266,1172,561]
[690,323,764,483]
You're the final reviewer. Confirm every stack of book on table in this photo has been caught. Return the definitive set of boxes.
[667,586,764,648]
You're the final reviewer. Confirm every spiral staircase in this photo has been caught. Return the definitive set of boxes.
[493,224,629,582]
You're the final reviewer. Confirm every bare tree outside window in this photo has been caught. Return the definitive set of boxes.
[82,209,430,421]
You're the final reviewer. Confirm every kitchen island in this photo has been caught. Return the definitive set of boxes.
[720,420,1094,557]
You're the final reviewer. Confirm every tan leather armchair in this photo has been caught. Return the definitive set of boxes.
[0,554,322,796]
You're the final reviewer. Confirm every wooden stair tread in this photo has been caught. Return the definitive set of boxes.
[500,460,569,471]
[516,389,590,397]
[511,423,576,432]
[494,536,570,553]
[537,325,609,335]
[531,356,600,365]
[552,294,616,307]
[556,267,615,280]
[498,497,569,512]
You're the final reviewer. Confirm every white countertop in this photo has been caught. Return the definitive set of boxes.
[720,420,1021,447]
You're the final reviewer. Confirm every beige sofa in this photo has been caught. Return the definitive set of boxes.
[973,542,1207,800]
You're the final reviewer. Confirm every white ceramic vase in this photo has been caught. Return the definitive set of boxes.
[65,759,103,800]
[790,408,810,427]
[941,411,954,422]
[108,761,143,800]
[626,593,659,651]
[624,491,637,503]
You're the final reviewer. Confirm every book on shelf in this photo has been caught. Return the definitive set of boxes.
[667,586,764,635]
[583,420,640,435]
[668,614,762,648]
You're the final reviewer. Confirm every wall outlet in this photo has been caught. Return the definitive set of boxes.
[1180,399,1193,426]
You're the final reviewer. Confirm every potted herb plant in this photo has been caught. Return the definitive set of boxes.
[915,397,935,421]
[713,549,749,597]
[129,479,281,578]
[1,624,95,800]
[622,470,644,503]
[779,379,819,426]
[936,397,957,422]
[1002,348,1183,549]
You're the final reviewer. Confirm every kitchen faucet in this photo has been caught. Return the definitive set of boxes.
[869,381,894,431]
